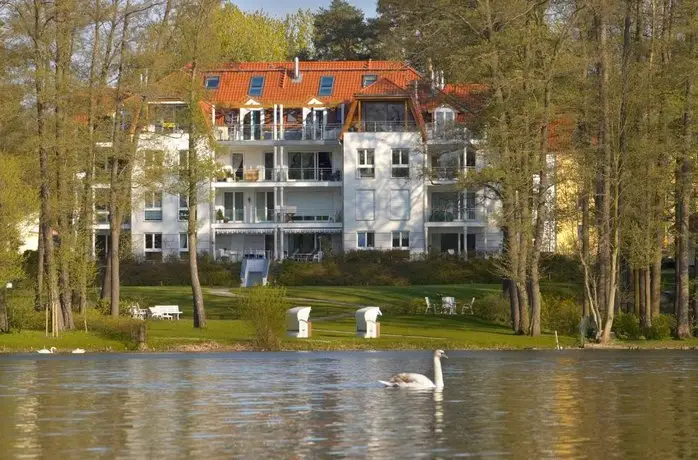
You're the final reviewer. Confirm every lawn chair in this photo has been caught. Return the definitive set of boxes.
[461,297,475,315]
[424,297,436,314]
[441,296,457,315]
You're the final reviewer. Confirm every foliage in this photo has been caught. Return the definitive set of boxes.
[313,0,377,60]
[541,296,581,336]
[214,4,288,62]
[117,256,239,287]
[240,286,289,351]
[644,314,675,340]
[284,9,315,59]
[472,294,511,324]
[75,310,144,346]
[613,313,642,340]
[273,253,501,286]
[7,291,44,332]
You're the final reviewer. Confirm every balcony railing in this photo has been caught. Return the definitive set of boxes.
[214,123,342,142]
[215,207,341,224]
[427,167,471,182]
[426,122,469,142]
[346,121,418,133]
[428,207,479,222]
[215,167,342,183]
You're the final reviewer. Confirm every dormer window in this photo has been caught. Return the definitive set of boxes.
[204,76,220,89]
[318,76,335,96]
[248,76,264,96]
[362,74,377,87]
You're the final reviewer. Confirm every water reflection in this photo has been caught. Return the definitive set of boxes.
[2,351,698,458]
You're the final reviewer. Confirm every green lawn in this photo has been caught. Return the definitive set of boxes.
[6,282,690,353]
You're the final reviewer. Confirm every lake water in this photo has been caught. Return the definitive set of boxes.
[1,350,698,458]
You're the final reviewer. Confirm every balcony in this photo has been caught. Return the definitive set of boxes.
[346,121,418,133]
[213,167,342,187]
[214,206,341,225]
[214,123,342,142]
[426,122,469,143]
[427,207,481,223]
[426,166,470,183]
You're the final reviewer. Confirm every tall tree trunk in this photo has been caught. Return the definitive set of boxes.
[54,0,75,329]
[100,253,111,300]
[581,185,591,319]
[35,223,44,311]
[643,267,652,328]
[676,77,692,338]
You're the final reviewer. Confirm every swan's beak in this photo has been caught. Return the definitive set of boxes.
[442,353,448,359]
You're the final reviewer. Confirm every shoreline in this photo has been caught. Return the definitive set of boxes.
[3,341,698,354]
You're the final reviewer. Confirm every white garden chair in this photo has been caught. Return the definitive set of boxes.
[424,297,436,314]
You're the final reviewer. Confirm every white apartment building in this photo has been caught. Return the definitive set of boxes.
[105,60,503,262]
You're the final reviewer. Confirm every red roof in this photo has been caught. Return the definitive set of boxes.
[201,60,421,108]
[355,77,412,98]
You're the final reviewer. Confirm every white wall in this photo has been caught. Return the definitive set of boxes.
[342,132,425,254]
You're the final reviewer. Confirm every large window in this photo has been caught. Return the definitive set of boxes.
[361,102,414,131]
[288,152,317,180]
[357,149,375,178]
[143,150,164,170]
[224,191,244,222]
[318,76,335,96]
[391,149,410,178]
[392,231,409,249]
[144,191,162,221]
[248,76,264,96]
[144,233,162,261]
[357,231,375,249]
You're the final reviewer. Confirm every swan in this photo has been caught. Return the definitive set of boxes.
[71,348,86,354]
[37,347,57,354]
[379,349,448,389]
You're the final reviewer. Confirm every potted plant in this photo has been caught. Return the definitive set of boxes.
[215,208,225,223]
[222,165,234,182]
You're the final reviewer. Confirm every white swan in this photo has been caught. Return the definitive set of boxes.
[37,347,57,354]
[379,349,448,389]
[71,348,86,354]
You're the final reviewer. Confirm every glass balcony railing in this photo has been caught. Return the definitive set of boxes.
[214,167,342,183]
[428,207,479,222]
[214,123,343,142]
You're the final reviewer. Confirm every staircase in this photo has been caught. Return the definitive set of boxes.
[240,257,270,287]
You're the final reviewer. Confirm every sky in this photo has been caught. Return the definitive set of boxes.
[233,0,378,18]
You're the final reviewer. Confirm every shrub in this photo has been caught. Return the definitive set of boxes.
[472,294,511,324]
[613,313,642,340]
[539,254,582,283]
[7,293,44,332]
[75,310,144,346]
[644,314,674,340]
[240,286,289,350]
[272,254,501,286]
[114,256,239,287]
[387,298,425,316]
[94,298,143,317]
[541,296,581,336]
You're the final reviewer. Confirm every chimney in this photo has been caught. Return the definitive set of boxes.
[293,57,301,81]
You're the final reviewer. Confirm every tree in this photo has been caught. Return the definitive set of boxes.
[313,0,377,60]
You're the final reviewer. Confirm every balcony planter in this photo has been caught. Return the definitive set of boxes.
[215,209,225,223]
[243,169,259,182]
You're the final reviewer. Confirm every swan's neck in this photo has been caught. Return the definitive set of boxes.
[433,357,444,388]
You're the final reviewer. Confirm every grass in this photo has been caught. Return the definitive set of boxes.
[1,282,690,353]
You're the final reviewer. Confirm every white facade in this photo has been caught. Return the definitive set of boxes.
[118,111,502,261]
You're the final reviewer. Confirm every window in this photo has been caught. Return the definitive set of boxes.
[392,231,409,249]
[357,231,375,249]
[178,194,189,221]
[356,190,375,221]
[204,76,220,89]
[179,232,188,250]
[389,189,410,220]
[144,233,162,250]
[357,149,375,178]
[248,76,264,96]
[391,149,410,178]
[144,233,162,261]
[362,74,377,87]
[144,191,162,221]
[318,76,335,96]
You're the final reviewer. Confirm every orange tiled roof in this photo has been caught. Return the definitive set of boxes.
[201,60,421,108]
